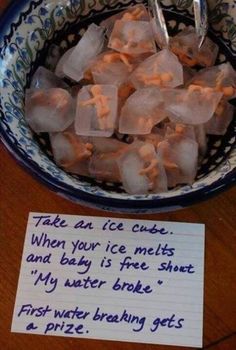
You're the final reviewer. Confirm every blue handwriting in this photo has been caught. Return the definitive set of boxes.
[112,277,152,294]
[158,260,195,274]
[32,214,68,228]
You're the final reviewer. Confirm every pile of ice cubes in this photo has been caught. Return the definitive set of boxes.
[25,4,236,195]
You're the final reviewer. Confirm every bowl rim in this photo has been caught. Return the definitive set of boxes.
[0,0,236,213]
[1,126,236,212]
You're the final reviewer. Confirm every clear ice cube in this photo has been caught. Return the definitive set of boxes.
[25,88,75,133]
[55,47,75,78]
[130,49,183,89]
[170,26,219,67]
[58,24,105,82]
[31,66,69,90]
[158,137,199,187]
[108,20,156,55]
[75,84,118,137]
[205,99,235,135]
[119,87,166,135]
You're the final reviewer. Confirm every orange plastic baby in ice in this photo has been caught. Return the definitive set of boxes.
[138,62,173,87]
[138,144,159,189]
[122,7,145,21]
[103,52,133,71]
[80,85,110,118]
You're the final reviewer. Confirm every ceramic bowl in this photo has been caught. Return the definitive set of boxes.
[0,0,235,213]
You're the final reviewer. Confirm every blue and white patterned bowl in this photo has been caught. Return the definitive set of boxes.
[0,0,235,213]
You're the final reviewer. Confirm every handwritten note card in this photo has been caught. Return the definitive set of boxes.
[11,213,205,347]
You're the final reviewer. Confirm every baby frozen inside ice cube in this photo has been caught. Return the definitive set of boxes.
[205,99,235,136]
[119,87,167,135]
[158,137,199,188]
[90,51,133,87]
[170,27,218,67]
[163,87,223,125]
[50,131,93,168]
[75,84,118,137]
[100,4,150,37]
[108,20,156,55]
[189,63,236,100]
[117,142,168,194]
[130,49,183,89]
[25,88,74,133]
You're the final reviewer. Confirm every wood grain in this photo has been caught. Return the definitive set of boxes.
[1,141,236,350]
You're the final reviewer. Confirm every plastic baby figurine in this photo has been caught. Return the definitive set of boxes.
[76,84,118,137]
[138,144,160,190]
[80,85,111,129]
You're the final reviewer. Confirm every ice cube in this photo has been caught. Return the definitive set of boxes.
[170,26,219,67]
[55,47,75,78]
[100,4,150,38]
[75,84,118,137]
[150,17,168,50]
[158,137,199,187]
[119,87,166,135]
[90,51,132,87]
[118,142,168,194]
[50,132,93,168]
[58,24,105,82]
[88,137,128,182]
[130,49,183,89]
[25,88,75,133]
[163,122,207,158]
[188,63,236,100]
[89,153,122,183]
[183,66,197,86]
[89,137,128,154]
[164,122,196,141]
[30,66,69,90]
[163,88,223,125]
[205,99,235,135]
[108,20,156,55]
[137,131,164,151]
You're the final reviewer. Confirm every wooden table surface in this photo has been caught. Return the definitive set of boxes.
[0,1,236,349]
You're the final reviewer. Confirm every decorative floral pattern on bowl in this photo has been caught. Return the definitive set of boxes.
[0,0,235,213]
